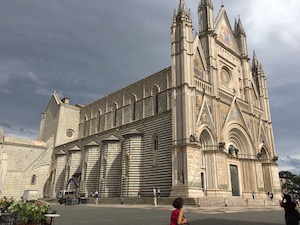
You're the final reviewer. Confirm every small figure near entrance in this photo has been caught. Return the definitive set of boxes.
[157,188,161,198]
[137,188,141,197]
[170,198,188,225]
[280,194,299,225]
[153,187,157,206]
[252,191,255,199]
[153,187,156,197]
[94,190,99,204]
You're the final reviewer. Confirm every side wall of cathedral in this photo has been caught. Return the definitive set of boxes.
[48,68,175,198]
[0,130,53,199]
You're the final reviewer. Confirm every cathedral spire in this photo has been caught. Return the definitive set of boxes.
[178,0,187,12]
[237,16,246,36]
[178,0,187,16]
[199,0,214,10]
[234,16,246,37]
[176,0,191,20]
[234,16,248,56]
[252,50,259,68]
[198,0,214,33]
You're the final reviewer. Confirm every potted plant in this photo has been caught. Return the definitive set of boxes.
[8,200,51,225]
[0,196,15,213]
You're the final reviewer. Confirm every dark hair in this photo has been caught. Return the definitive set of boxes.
[172,197,184,209]
[284,194,292,202]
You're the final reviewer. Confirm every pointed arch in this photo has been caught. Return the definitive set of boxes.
[198,127,214,147]
[223,122,254,157]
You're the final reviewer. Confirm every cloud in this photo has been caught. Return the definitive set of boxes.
[279,156,300,175]
[0,73,12,94]
[23,71,45,86]
[0,122,13,130]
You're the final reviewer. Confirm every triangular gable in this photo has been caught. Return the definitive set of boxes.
[194,49,206,79]
[195,93,204,121]
[223,97,253,140]
[258,120,269,147]
[43,91,62,112]
[196,95,216,132]
[214,8,237,52]
[193,37,208,81]
[251,82,261,108]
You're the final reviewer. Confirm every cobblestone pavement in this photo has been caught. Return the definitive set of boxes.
[51,204,285,225]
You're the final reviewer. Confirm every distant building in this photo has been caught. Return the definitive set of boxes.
[0,0,280,200]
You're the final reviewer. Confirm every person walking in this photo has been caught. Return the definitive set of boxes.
[280,194,300,225]
[153,187,157,206]
[170,197,188,225]
[157,188,161,197]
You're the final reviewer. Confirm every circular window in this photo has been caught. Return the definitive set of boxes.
[66,129,74,138]
[221,69,231,87]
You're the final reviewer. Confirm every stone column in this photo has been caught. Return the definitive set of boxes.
[100,135,121,197]
[121,129,143,197]
[81,141,99,197]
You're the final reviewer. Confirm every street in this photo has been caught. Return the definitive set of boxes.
[50,204,286,225]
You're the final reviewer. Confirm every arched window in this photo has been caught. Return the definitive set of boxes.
[113,103,118,127]
[131,95,137,121]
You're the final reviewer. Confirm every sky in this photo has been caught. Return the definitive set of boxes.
[0,0,299,174]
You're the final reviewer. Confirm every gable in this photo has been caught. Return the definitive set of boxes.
[215,11,237,52]
[196,95,216,133]
[194,50,205,79]
[221,97,253,141]
[193,37,209,83]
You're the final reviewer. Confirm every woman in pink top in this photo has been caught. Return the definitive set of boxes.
[170,197,188,225]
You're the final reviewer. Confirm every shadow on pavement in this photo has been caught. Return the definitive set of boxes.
[189,218,282,225]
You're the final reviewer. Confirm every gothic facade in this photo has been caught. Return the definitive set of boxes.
[0,0,281,200]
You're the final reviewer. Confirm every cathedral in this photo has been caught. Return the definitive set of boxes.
[0,0,281,200]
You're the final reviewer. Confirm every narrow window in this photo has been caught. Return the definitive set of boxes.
[113,103,118,127]
[155,92,159,113]
[152,86,160,114]
[31,174,37,185]
[153,134,158,167]
[83,115,88,137]
[201,173,205,189]
[131,95,137,121]
[97,110,102,132]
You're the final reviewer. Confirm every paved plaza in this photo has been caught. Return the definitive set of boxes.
[50,204,286,225]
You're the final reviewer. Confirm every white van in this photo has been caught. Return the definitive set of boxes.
[58,189,76,204]
[23,190,38,201]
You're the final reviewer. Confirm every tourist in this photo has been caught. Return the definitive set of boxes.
[252,191,255,199]
[157,188,161,197]
[280,194,299,225]
[170,197,188,225]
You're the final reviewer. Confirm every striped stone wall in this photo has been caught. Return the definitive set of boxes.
[52,111,173,198]
[100,136,121,197]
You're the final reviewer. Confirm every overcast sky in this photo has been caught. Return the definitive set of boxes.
[0,0,299,174]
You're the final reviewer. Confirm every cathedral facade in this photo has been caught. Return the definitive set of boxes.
[0,0,281,200]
